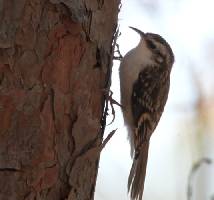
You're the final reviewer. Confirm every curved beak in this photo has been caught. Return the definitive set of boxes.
[129,26,145,37]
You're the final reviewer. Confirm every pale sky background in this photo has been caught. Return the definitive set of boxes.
[95,0,214,200]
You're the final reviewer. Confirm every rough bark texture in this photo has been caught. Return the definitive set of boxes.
[0,0,120,199]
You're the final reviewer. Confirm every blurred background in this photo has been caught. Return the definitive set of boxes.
[95,0,214,199]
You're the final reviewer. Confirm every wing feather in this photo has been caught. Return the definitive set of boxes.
[131,66,170,148]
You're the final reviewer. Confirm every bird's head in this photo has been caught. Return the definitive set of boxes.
[129,26,174,67]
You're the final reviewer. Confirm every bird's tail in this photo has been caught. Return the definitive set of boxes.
[128,142,150,200]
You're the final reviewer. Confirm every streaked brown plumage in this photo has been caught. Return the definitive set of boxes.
[120,27,174,200]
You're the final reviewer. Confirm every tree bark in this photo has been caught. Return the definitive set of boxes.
[0,0,120,199]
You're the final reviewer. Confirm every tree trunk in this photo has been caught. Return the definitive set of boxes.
[0,0,120,199]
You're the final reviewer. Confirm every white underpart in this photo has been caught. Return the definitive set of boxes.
[119,39,155,156]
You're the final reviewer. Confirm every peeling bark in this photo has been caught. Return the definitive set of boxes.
[0,0,120,199]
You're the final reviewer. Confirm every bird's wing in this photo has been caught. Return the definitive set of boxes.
[131,66,170,149]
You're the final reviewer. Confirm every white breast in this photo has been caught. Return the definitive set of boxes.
[119,40,154,120]
[119,40,154,154]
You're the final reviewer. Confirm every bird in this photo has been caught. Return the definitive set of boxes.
[119,26,174,200]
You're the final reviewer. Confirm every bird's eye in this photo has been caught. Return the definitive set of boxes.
[147,40,156,49]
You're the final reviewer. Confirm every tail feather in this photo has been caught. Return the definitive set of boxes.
[128,142,149,200]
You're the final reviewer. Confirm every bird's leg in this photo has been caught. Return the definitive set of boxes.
[102,88,123,125]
